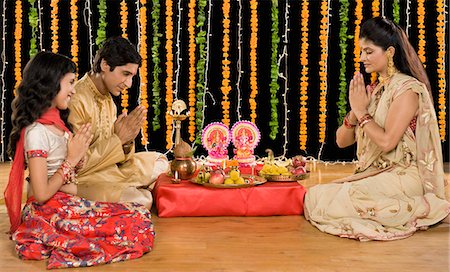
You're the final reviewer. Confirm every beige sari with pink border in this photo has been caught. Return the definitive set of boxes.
[304,73,450,241]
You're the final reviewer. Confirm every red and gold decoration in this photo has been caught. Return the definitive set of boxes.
[318,0,329,143]
[50,0,59,53]
[202,122,231,165]
[221,0,231,127]
[187,0,197,142]
[249,0,259,123]
[231,121,261,165]
[14,0,23,94]
[436,0,446,140]
[70,0,79,65]
[299,0,309,150]
[165,0,174,149]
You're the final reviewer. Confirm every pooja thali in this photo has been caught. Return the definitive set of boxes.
[260,172,310,182]
[190,174,266,189]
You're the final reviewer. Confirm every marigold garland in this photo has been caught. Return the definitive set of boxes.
[249,0,259,124]
[372,0,380,17]
[28,0,38,58]
[299,0,309,150]
[371,0,380,83]
[417,0,426,66]
[436,0,446,140]
[96,0,107,46]
[221,0,231,127]
[269,0,280,141]
[188,0,197,142]
[195,0,208,145]
[139,0,149,145]
[151,0,162,131]
[13,0,23,94]
[165,0,174,149]
[70,0,79,65]
[120,0,129,112]
[120,0,128,38]
[318,0,329,143]
[392,0,400,24]
[50,0,59,53]
[353,0,363,73]
[337,0,350,126]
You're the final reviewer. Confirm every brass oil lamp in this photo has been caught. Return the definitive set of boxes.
[169,100,197,182]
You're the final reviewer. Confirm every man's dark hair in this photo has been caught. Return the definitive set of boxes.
[92,36,142,73]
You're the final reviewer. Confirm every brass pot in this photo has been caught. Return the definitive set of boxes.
[170,157,197,180]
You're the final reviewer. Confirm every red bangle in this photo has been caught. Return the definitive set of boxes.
[60,160,78,185]
[343,113,357,129]
[358,114,373,128]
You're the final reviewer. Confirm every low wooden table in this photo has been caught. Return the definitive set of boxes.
[152,174,307,217]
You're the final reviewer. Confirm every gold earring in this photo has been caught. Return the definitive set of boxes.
[387,54,396,77]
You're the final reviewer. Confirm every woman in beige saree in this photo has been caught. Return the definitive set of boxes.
[304,17,449,241]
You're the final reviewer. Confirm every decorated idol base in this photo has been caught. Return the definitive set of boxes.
[202,122,231,166]
[231,121,261,165]
[206,155,229,165]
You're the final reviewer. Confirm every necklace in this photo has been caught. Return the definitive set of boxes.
[378,71,398,85]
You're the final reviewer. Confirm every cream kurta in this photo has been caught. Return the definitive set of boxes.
[304,73,450,241]
[68,74,168,208]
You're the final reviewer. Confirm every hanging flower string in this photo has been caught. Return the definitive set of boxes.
[195,0,208,144]
[95,0,107,46]
[221,0,231,127]
[299,0,309,150]
[139,0,149,146]
[371,0,380,83]
[70,0,79,65]
[249,0,259,123]
[372,0,380,17]
[14,0,23,94]
[353,0,363,73]
[120,0,128,38]
[151,0,162,131]
[269,0,280,140]
[165,0,174,149]
[1,0,8,160]
[50,0,59,53]
[337,0,349,126]
[235,0,243,121]
[417,0,426,66]
[406,0,411,36]
[84,0,94,64]
[120,0,129,112]
[279,0,290,157]
[187,0,197,142]
[318,0,330,144]
[28,0,38,58]
[392,0,400,24]
[436,0,446,140]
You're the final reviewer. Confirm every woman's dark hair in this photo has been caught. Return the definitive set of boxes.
[92,36,142,73]
[360,17,432,95]
[8,51,77,158]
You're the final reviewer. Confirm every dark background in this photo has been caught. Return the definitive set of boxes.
[1,0,448,162]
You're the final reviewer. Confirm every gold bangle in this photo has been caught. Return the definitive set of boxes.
[359,118,373,128]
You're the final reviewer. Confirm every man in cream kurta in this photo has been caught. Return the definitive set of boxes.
[68,37,169,209]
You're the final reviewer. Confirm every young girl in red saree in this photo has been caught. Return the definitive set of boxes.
[4,51,155,269]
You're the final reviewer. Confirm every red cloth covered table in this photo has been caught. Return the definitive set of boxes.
[152,174,306,217]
